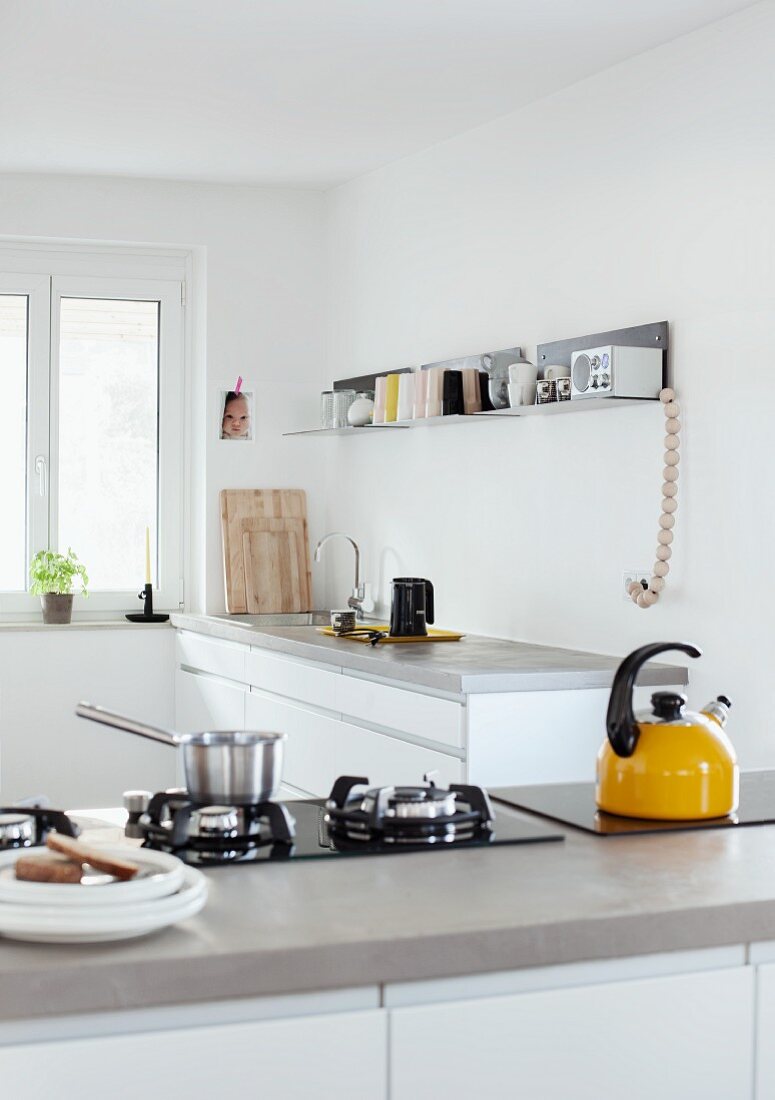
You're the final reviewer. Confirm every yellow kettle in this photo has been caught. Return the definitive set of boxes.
[596,642,739,820]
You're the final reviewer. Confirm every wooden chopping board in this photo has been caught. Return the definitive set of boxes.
[240,517,312,614]
[220,489,308,613]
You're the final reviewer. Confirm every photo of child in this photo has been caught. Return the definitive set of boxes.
[220,388,253,441]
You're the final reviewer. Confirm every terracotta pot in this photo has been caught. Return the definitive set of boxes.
[41,593,74,625]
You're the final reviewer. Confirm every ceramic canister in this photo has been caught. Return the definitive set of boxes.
[413,369,428,419]
[425,367,444,418]
[373,376,387,424]
[385,374,401,422]
[397,372,415,421]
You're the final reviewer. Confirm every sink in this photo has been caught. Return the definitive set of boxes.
[210,611,381,628]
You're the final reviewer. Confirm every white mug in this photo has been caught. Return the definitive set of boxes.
[543,364,571,381]
[508,381,537,407]
[508,362,538,384]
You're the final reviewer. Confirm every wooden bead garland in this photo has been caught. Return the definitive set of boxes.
[631,387,680,609]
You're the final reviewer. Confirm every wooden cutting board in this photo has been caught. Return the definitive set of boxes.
[240,517,312,614]
[220,489,308,613]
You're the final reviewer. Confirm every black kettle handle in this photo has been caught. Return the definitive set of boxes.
[425,580,434,626]
[606,642,701,758]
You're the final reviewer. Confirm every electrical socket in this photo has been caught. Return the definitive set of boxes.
[622,570,651,602]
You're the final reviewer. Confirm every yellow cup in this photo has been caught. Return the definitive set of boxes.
[385,374,400,422]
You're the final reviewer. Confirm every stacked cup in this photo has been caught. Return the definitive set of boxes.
[507,361,539,407]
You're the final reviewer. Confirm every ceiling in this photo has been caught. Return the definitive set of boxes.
[0,0,756,189]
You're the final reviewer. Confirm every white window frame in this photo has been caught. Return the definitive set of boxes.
[0,243,188,617]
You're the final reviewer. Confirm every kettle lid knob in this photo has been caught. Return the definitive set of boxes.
[651,691,687,721]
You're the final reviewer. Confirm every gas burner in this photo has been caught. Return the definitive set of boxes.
[324,774,495,846]
[125,789,296,865]
[0,805,78,849]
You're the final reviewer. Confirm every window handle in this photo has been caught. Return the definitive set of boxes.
[34,455,47,497]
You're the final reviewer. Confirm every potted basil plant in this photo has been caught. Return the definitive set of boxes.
[30,549,89,624]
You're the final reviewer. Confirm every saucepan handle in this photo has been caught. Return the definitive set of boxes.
[75,702,180,747]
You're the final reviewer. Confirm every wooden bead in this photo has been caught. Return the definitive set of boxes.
[658,529,674,545]
[661,497,678,513]
[663,466,679,482]
[659,513,675,529]
[649,577,666,593]
[664,451,680,466]
[665,418,681,434]
[659,388,675,404]
[642,590,659,606]
[662,482,678,497]
[664,434,680,450]
[656,545,672,561]
[627,581,643,597]
[665,401,680,417]
[636,593,649,608]
[653,561,670,577]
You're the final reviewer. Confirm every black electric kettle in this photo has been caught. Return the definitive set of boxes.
[389,578,434,637]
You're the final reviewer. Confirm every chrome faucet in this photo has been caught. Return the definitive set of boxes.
[314,532,374,619]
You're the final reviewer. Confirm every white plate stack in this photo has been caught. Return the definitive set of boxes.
[0,846,208,943]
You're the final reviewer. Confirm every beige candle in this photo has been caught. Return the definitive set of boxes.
[145,526,151,585]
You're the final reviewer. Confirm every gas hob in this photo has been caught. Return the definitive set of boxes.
[125,775,564,866]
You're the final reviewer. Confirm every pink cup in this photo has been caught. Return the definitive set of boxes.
[413,369,428,419]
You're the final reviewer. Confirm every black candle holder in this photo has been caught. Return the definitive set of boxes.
[126,583,170,623]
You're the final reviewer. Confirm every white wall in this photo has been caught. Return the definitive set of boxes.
[0,174,329,808]
[0,173,328,613]
[0,628,176,806]
[324,2,775,765]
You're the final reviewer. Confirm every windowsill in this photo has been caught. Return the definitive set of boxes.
[0,618,174,632]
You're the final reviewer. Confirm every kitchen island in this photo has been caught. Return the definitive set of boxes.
[1,803,774,1098]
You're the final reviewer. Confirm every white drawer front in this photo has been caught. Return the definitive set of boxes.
[246,692,339,796]
[175,670,246,734]
[246,693,462,797]
[336,674,463,749]
[334,719,463,788]
[246,648,339,710]
[176,631,247,683]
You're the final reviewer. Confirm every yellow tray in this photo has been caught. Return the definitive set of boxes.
[318,625,464,644]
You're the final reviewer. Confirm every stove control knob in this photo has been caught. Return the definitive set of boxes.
[590,355,601,368]
[123,790,152,815]
[600,373,611,387]
[590,377,600,389]
[0,813,35,849]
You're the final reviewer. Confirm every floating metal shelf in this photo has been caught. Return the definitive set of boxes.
[287,322,668,436]
[284,398,659,435]
[475,397,658,417]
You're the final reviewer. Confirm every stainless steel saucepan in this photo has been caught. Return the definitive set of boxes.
[76,702,285,805]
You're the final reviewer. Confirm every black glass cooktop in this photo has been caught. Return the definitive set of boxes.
[142,797,565,866]
[491,771,775,837]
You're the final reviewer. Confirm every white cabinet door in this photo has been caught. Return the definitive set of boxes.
[175,669,246,733]
[390,967,753,1099]
[0,1009,387,1100]
[756,962,775,1097]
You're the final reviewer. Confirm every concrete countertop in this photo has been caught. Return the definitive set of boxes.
[171,613,688,694]
[3,800,775,1022]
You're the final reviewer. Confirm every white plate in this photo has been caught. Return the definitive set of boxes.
[0,865,208,943]
[0,846,185,906]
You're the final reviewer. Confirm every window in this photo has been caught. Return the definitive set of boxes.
[0,248,186,615]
